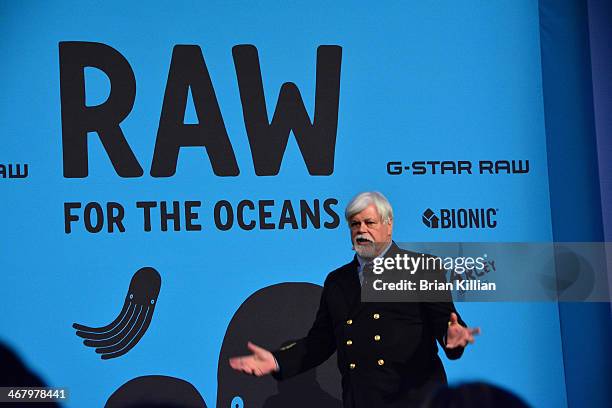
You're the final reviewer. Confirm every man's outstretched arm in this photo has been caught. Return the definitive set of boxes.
[229,278,337,379]
[229,341,278,377]
[421,263,481,359]
[271,281,337,379]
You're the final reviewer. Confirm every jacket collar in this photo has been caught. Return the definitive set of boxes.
[336,241,401,309]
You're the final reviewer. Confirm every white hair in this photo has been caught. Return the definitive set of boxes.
[345,191,393,224]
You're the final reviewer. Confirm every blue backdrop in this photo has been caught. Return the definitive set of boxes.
[1,1,572,406]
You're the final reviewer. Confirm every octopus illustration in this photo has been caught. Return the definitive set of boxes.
[73,267,161,359]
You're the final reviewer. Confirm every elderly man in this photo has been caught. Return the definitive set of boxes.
[230,191,480,407]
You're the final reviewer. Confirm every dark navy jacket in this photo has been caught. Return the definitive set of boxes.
[272,243,466,408]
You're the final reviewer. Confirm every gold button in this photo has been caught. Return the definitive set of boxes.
[373,313,380,320]
[346,319,353,325]
[374,335,381,341]
[349,363,356,369]
[346,340,353,346]
[377,359,385,366]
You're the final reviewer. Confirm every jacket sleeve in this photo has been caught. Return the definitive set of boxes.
[421,263,467,360]
[271,278,337,380]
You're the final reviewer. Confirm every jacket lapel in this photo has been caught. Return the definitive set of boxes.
[338,242,403,315]
[334,258,362,314]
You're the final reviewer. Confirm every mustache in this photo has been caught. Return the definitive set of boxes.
[354,235,374,244]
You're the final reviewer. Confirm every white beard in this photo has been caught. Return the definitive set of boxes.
[354,243,377,259]
[353,235,387,260]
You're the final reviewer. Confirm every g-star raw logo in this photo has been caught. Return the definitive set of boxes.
[59,42,342,178]
[422,208,498,229]
[0,163,28,179]
[387,160,529,176]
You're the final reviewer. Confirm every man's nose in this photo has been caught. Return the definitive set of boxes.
[357,222,368,233]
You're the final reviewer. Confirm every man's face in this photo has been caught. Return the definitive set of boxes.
[349,204,393,259]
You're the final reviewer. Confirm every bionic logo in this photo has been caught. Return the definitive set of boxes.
[422,209,439,228]
[422,208,498,229]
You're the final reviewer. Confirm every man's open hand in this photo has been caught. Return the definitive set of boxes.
[446,312,481,349]
[229,341,278,377]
